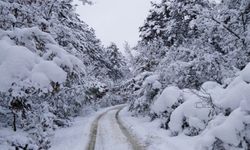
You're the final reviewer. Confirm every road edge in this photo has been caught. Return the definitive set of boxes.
[85,105,126,150]
[116,108,145,150]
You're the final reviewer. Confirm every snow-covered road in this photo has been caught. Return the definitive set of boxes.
[50,105,197,150]
[87,107,143,150]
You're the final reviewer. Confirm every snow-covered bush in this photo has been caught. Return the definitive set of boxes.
[0,38,86,146]
[150,86,184,129]
[196,63,250,150]
[84,81,108,106]
[142,62,250,148]
[168,89,214,136]
[157,52,229,89]
[197,107,250,150]
[128,73,162,116]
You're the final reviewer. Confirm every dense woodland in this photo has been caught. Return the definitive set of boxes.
[0,0,129,149]
[126,0,250,149]
[0,0,250,149]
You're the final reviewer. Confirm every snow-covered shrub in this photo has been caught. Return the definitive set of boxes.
[158,53,225,89]
[168,89,215,136]
[196,63,250,149]
[128,74,162,116]
[133,40,167,74]
[197,107,250,150]
[6,132,38,150]
[84,81,109,105]
[149,81,223,136]
[0,37,68,92]
[150,86,184,129]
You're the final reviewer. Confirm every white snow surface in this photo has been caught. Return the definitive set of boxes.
[119,107,200,150]
[197,107,249,149]
[95,110,133,150]
[50,107,101,150]
[0,127,39,150]
[143,74,162,90]
[217,79,250,110]
[0,107,101,150]
[0,36,84,93]
[0,37,66,92]
[50,105,125,150]
[50,116,93,150]
[240,63,250,83]
[151,86,182,114]
[168,90,210,134]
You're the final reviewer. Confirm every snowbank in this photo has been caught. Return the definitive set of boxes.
[168,89,211,135]
[151,86,182,114]
[240,63,250,83]
[217,79,250,110]
[197,107,250,149]
[143,74,162,90]
[196,63,250,149]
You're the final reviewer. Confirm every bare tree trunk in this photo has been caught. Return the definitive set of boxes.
[12,112,17,132]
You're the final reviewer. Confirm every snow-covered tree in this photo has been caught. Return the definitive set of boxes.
[139,0,209,47]
[105,42,130,81]
[123,41,135,70]
[0,0,119,149]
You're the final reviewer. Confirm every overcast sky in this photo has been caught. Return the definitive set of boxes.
[74,0,158,51]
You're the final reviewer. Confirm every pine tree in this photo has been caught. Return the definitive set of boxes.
[105,42,129,81]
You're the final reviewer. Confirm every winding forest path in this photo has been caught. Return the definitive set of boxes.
[86,106,143,150]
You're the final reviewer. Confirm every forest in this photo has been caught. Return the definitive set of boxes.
[0,0,250,150]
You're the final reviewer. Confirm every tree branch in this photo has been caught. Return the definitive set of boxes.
[211,17,242,40]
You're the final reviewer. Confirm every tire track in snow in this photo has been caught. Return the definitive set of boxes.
[86,105,143,150]
[116,109,144,150]
[86,112,102,150]
[86,105,125,150]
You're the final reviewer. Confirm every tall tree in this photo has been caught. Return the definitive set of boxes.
[105,42,129,81]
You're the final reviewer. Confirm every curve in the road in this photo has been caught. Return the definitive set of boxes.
[86,106,143,150]
[86,111,103,150]
[115,109,144,150]
[86,106,124,150]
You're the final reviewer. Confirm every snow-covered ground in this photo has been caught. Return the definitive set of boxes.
[50,115,94,150]
[119,107,201,150]
[50,105,126,150]
[95,109,133,150]
[0,128,32,150]
[50,106,112,150]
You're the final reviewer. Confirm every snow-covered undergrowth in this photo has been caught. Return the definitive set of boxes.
[128,63,250,149]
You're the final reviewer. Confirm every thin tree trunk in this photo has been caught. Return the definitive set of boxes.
[13,112,17,132]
